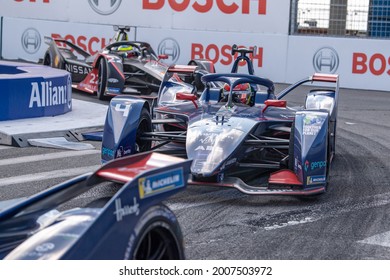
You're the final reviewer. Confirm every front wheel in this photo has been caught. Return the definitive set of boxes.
[135,108,152,153]
[97,58,108,100]
[126,204,185,260]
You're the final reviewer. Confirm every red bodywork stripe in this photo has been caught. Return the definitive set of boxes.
[96,152,184,183]
[168,65,197,73]
[312,73,338,83]
[268,169,302,185]
[262,99,287,113]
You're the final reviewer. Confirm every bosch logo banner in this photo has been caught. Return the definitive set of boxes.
[51,33,110,55]
[313,47,339,74]
[143,0,267,15]
[192,44,263,67]
[88,0,122,15]
[158,38,181,64]
[21,28,41,54]
[14,0,50,3]
[352,52,390,76]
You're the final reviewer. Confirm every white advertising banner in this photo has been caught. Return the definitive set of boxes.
[0,0,69,21]
[1,18,131,62]
[137,27,289,81]
[1,0,291,35]
[286,36,390,91]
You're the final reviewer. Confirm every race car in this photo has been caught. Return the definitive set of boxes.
[42,25,214,101]
[0,152,192,260]
[101,45,339,197]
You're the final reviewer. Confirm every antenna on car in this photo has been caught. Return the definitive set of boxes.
[113,25,131,42]
[230,44,255,75]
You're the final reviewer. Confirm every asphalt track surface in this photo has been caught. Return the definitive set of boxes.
[0,85,389,260]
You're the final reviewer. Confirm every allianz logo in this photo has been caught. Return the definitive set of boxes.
[29,81,70,108]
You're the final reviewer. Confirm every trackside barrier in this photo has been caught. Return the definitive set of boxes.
[0,17,3,59]
[0,61,72,121]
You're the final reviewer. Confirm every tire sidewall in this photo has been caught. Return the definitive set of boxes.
[97,58,107,100]
[124,204,184,260]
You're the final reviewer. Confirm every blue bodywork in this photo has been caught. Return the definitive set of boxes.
[0,152,192,259]
[101,46,339,196]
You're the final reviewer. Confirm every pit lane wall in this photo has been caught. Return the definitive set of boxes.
[0,0,389,92]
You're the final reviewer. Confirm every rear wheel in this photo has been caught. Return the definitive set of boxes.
[97,58,108,100]
[288,120,295,171]
[135,108,152,153]
[43,52,52,66]
[127,204,185,260]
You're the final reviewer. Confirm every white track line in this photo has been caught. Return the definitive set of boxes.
[0,145,14,150]
[358,231,390,248]
[0,165,100,187]
[0,150,100,166]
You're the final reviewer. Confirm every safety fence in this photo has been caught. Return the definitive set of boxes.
[291,0,390,38]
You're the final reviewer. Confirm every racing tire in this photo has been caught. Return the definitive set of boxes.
[97,58,108,100]
[135,108,152,153]
[43,52,52,67]
[126,204,185,260]
[288,120,295,171]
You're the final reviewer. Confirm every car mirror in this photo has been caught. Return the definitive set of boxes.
[158,54,169,61]
[176,92,198,108]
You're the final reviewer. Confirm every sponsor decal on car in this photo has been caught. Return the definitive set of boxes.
[113,197,140,222]
[65,63,90,75]
[115,146,132,158]
[307,175,326,185]
[108,78,119,83]
[102,146,114,158]
[138,168,184,199]
[304,160,326,172]
[35,242,55,253]
[302,114,324,136]
[107,87,121,93]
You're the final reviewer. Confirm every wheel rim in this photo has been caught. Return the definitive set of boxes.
[134,227,180,260]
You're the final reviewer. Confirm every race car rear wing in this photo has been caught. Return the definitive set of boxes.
[167,65,198,73]
[277,73,339,100]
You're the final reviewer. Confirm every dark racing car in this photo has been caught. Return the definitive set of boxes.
[0,152,191,260]
[101,45,339,197]
[43,25,213,100]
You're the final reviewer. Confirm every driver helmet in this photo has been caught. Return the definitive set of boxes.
[223,83,254,106]
[117,45,138,58]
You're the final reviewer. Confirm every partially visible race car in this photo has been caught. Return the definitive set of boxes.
[42,25,214,100]
[101,45,339,197]
[0,152,191,260]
